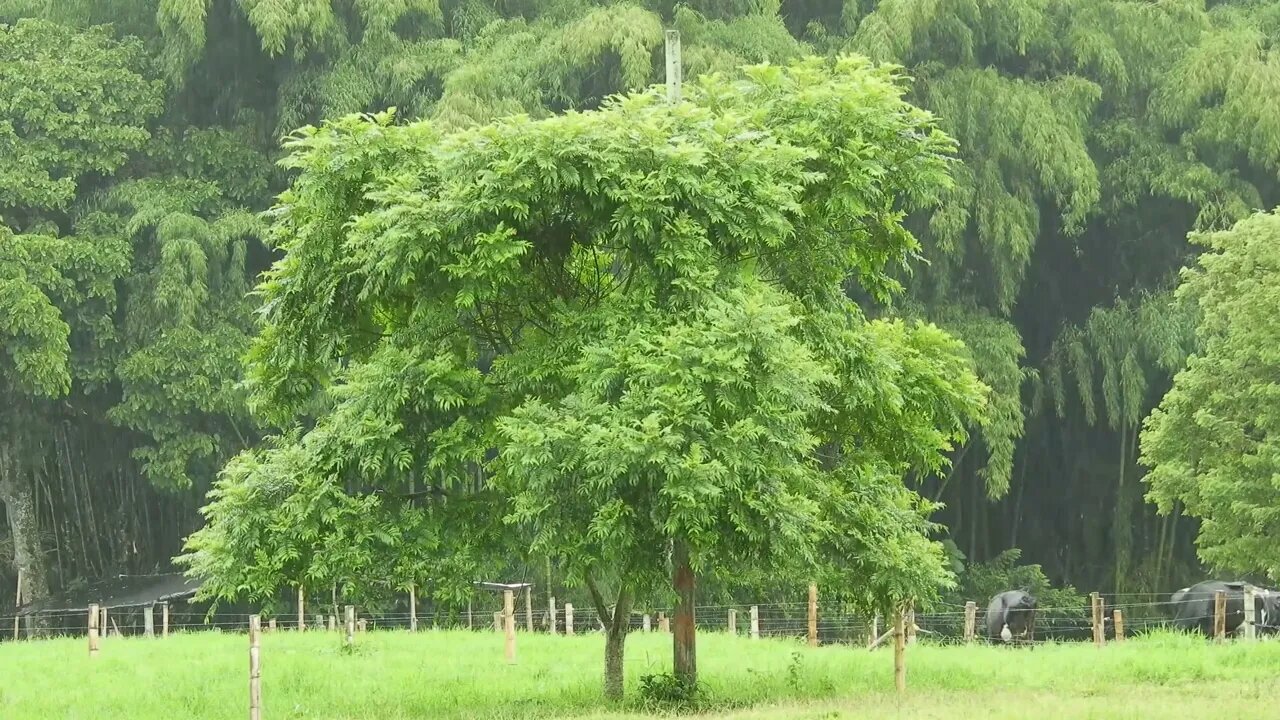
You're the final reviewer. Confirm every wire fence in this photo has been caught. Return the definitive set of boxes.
[3,589,1271,647]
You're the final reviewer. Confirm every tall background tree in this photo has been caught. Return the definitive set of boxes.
[4,0,1280,612]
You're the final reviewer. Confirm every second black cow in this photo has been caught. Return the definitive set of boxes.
[1170,580,1280,637]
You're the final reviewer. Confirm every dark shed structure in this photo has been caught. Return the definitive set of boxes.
[18,573,201,616]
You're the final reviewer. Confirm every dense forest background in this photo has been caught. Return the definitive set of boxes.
[2,0,1278,611]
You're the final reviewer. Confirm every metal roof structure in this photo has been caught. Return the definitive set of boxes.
[19,573,201,616]
[472,581,533,592]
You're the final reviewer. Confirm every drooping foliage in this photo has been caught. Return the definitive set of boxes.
[4,0,1280,619]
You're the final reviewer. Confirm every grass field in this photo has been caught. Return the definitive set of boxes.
[2,629,1279,719]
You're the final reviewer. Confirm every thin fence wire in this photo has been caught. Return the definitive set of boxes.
[2,591,1274,647]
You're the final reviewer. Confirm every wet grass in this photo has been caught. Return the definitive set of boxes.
[1,628,1278,718]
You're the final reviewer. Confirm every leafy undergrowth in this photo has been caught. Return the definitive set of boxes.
[1,629,1277,719]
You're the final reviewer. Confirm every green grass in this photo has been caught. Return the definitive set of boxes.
[2,629,1279,719]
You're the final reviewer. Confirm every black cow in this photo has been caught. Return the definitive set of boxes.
[1170,580,1280,637]
[986,590,1037,644]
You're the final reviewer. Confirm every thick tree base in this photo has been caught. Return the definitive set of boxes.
[604,629,626,700]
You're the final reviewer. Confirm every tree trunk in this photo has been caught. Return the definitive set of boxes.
[672,538,697,685]
[0,441,50,609]
[1113,423,1133,593]
[585,571,631,700]
[604,624,626,700]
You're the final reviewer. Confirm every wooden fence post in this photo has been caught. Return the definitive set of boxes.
[565,603,575,635]
[409,586,418,632]
[12,569,20,640]
[728,609,737,635]
[268,618,277,633]
[963,601,977,643]
[345,605,355,646]
[1113,609,1125,642]
[750,605,759,639]
[297,586,305,631]
[1214,590,1227,642]
[144,605,155,638]
[313,614,323,632]
[88,604,100,657]
[100,605,108,638]
[894,605,906,693]
[643,614,651,632]
[504,589,517,664]
[357,619,367,633]
[1244,585,1257,640]
[249,615,262,720]
[808,583,819,647]
[468,597,474,630]
[328,616,335,632]
[493,611,502,632]
[905,601,917,646]
[162,603,170,638]
[524,586,533,633]
[868,615,879,649]
[658,611,669,633]
[1090,593,1103,647]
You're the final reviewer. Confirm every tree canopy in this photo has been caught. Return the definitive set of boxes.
[182,56,987,695]
[1141,210,1280,581]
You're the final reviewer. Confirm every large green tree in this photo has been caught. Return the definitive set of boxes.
[1141,210,1280,580]
[0,19,161,604]
[183,55,985,697]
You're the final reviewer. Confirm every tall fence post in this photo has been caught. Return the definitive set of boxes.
[144,604,155,638]
[1113,609,1124,642]
[249,615,262,720]
[297,586,305,632]
[1214,590,1227,642]
[548,596,556,634]
[750,605,760,640]
[88,604,100,657]
[12,568,21,640]
[409,586,418,632]
[268,618,277,633]
[1244,585,1257,640]
[100,605,108,639]
[963,601,977,643]
[345,605,355,646]
[493,612,502,632]
[565,603,575,635]
[808,583,819,647]
[727,609,737,635]
[643,614,651,632]
[162,603,170,638]
[1090,593,1104,647]
[893,604,906,693]
[313,614,323,632]
[504,589,517,664]
[524,586,533,633]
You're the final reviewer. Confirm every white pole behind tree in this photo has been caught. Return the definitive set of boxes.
[665,29,681,104]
